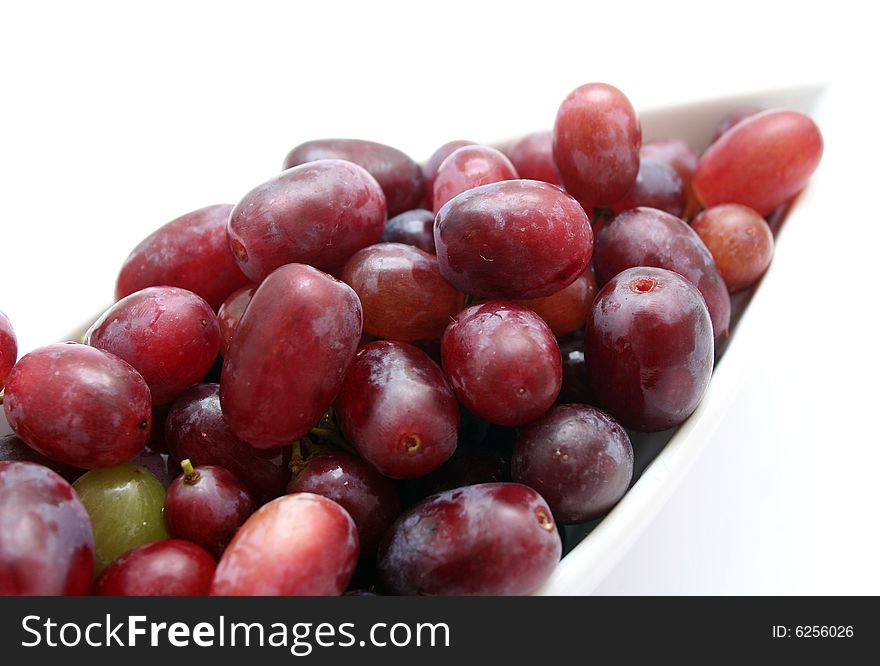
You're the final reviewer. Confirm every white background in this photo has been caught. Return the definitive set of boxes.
[2,1,879,594]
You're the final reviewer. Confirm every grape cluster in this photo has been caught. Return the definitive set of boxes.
[0,83,823,596]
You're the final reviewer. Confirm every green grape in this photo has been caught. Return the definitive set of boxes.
[73,463,167,573]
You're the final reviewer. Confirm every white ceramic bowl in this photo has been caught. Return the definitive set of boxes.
[0,84,826,594]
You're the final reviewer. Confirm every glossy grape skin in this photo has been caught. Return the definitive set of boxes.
[378,483,561,596]
[94,539,215,596]
[0,462,95,595]
[165,464,255,559]
[593,207,731,337]
[210,493,359,596]
[640,138,700,218]
[513,268,598,337]
[166,384,290,504]
[609,158,685,217]
[694,109,823,215]
[282,138,424,217]
[341,243,464,342]
[115,204,250,310]
[0,433,83,483]
[423,140,475,209]
[441,302,562,426]
[381,209,436,253]
[553,82,641,208]
[691,204,774,292]
[0,311,16,391]
[431,145,518,214]
[557,335,594,405]
[712,106,762,142]
[435,180,593,299]
[3,343,151,469]
[86,286,220,405]
[221,264,362,448]
[336,341,459,479]
[217,285,255,357]
[228,159,387,281]
[287,451,401,556]
[505,131,562,185]
[421,447,509,496]
[512,405,633,523]
[73,463,168,573]
[585,267,714,431]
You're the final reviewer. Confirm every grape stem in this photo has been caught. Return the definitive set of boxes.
[181,458,200,484]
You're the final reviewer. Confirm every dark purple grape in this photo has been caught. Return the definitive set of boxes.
[421,447,509,496]
[553,82,641,208]
[228,160,387,281]
[86,286,220,405]
[556,334,594,405]
[0,461,95,595]
[336,341,459,479]
[164,461,255,559]
[3,343,151,468]
[505,130,562,185]
[165,384,291,504]
[115,204,250,310]
[593,207,731,337]
[434,180,592,299]
[441,302,561,426]
[221,263,362,448]
[586,267,714,431]
[94,539,215,596]
[381,209,436,253]
[378,483,561,595]
[609,158,685,217]
[512,405,633,523]
[282,138,424,217]
[287,451,401,556]
[0,311,16,391]
[211,493,359,596]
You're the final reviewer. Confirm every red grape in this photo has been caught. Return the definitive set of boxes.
[166,384,290,504]
[505,130,562,185]
[210,493,359,596]
[553,82,641,208]
[513,268,598,337]
[227,159,387,281]
[115,204,250,310]
[221,264,362,448]
[282,138,424,217]
[287,450,401,556]
[336,341,459,479]
[512,405,633,523]
[381,209,436,253]
[86,286,220,405]
[423,139,475,209]
[441,302,561,426]
[691,204,775,292]
[431,145,518,214]
[94,539,215,596]
[586,267,714,431]
[640,138,700,218]
[0,311,16,391]
[593,207,731,337]
[0,433,83,482]
[712,106,762,142]
[434,180,593,299]
[609,157,685,217]
[341,242,464,342]
[378,482,561,595]
[216,285,255,358]
[694,109,823,215]
[164,461,255,559]
[4,343,151,468]
[556,334,593,405]
[0,461,95,595]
